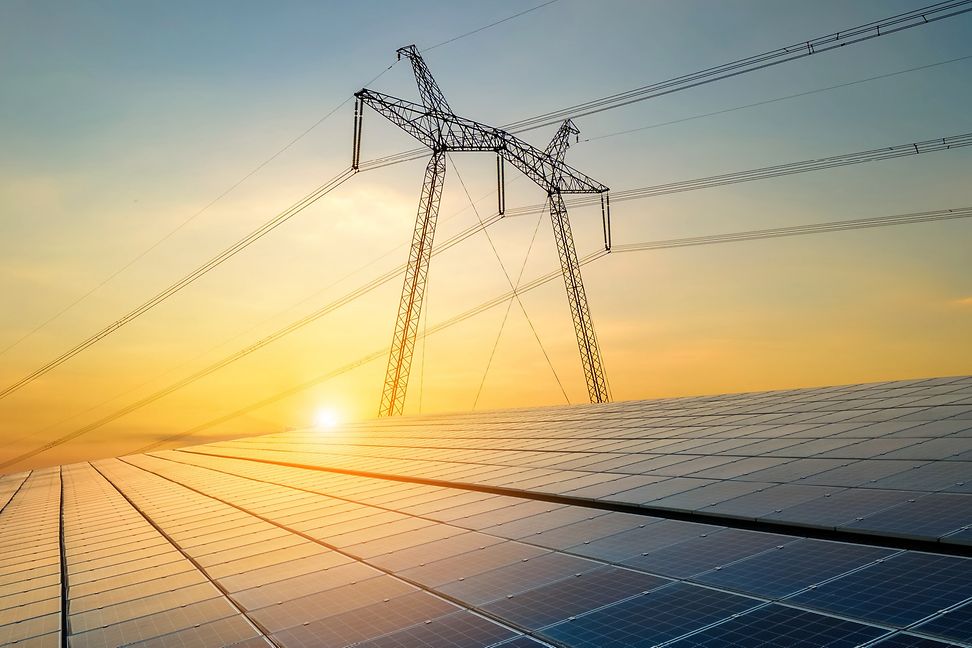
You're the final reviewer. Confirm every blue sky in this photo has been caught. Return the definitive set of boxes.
[0,0,970,467]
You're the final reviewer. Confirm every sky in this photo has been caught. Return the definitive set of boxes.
[0,0,970,470]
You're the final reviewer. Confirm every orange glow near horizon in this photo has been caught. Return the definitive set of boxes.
[2,3,971,474]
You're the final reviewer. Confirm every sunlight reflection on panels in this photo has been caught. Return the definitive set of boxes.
[2,376,971,646]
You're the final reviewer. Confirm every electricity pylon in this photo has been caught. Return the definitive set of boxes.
[543,119,610,403]
[354,45,611,416]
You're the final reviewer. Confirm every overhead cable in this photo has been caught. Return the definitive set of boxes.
[131,205,972,455]
[0,0,561,364]
[502,133,972,217]
[357,1,972,170]
[0,169,356,401]
[6,204,968,469]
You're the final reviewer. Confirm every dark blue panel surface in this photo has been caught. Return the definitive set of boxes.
[494,637,551,648]
[350,610,517,648]
[914,601,972,644]
[870,633,962,647]
[622,529,788,578]
[663,604,887,647]
[437,552,595,605]
[844,493,972,539]
[791,553,972,627]
[272,591,456,648]
[541,582,758,648]
[693,539,891,598]
[762,488,915,527]
[568,520,718,563]
[481,566,667,629]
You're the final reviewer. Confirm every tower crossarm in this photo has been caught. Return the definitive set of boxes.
[397,45,452,115]
[355,90,607,195]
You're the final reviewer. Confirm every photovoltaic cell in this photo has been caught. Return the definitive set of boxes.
[482,507,604,539]
[481,566,668,629]
[525,512,647,550]
[646,480,771,512]
[494,637,552,647]
[692,539,892,598]
[663,603,887,647]
[231,562,378,610]
[0,612,59,646]
[869,634,962,647]
[622,529,791,579]
[398,541,548,588]
[842,493,972,539]
[437,551,597,605]
[123,614,261,648]
[68,597,239,648]
[912,601,972,644]
[541,582,759,647]
[942,526,972,546]
[605,477,716,504]
[705,484,837,519]
[350,610,518,648]
[761,488,916,528]
[250,576,417,632]
[570,519,720,563]
[867,461,972,492]
[271,591,457,648]
[791,552,972,627]
[69,582,222,633]
[5,376,972,647]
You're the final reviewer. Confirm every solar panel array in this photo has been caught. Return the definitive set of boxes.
[1,375,970,647]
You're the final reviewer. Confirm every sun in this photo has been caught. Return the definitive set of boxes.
[313,407,340,429]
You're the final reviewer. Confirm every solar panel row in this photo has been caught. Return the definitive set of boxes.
[1,376,970,647]
[186,376,972,546]
[0,469,60,648]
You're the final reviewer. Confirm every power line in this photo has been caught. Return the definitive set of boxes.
[9,2,965,398]
[611,207,972,253]
[0,169,355,402]
[4,129,966,441]
[504,0,972,132]
[580,54,972,144]
[355,1,972,170]
[0,65,395,361]
[129,205,972,456]
[7,203,969,469]
[0,209,514,469]
[0,0,559,368]
[0,183,510,451]
[472,202,549,410]
[449,155,569,405]
[421,0,560,52]
[503,133,972,217]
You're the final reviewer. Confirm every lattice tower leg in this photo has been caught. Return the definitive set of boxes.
[378,151,447,416]
[548,192,610,404]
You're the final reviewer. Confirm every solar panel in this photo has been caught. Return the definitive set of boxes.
[349,610,518,648]
[662,604,887,647]
[842,492,972,539]
[541,582,760,647]
[436,551,597,606]
[913,601,972,644]
[692,539,893,598]
[620,528,790,578]
[761,487,916,528]
[2,376,971,647]
[480,566,667,629]
[272,590,458,647]
[868,633,963,647]
[791,552,972,627]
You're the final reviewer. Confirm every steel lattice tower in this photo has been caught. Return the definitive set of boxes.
[354,45,612,416]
